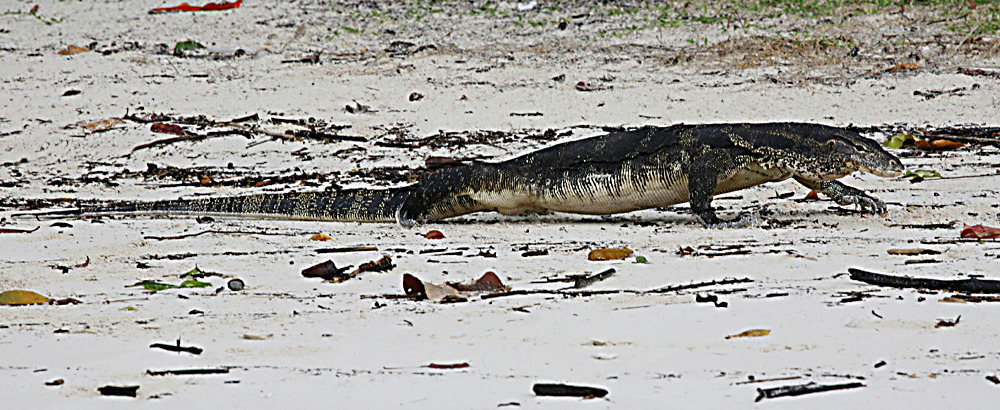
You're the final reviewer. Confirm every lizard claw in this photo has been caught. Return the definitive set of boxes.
[835,194,887,217]
[696,213,757,229]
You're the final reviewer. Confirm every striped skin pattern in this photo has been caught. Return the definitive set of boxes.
[94,123,903,228]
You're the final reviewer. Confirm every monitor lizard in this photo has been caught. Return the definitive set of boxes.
[28,122,904,228]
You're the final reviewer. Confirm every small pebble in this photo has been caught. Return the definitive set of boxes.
[228,278,245,291]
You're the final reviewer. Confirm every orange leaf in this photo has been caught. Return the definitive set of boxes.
[929,139,964,150]
[588,248,633,261]
[58,45,91,55]
[804,190,820,200]
[424,230,445,239]
[914,139,964,151]
[961,224,1000,239]
[886,62,922,72]
[309,233,333,241]
[725,329,771,339]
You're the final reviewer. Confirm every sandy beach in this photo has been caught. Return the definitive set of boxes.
[2,1,1000,407]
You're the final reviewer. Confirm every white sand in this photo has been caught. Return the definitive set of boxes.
[2,1,999,407]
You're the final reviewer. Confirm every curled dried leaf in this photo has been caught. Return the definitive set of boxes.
[0,290,54,306]
[588,248,633,261]
[726,329,771,339]
[961,224,1000,239]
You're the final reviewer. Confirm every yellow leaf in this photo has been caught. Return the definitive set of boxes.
[0,290,54,306]
[310,233,333,241]
[725,329,771,339]
[588,248,633,261]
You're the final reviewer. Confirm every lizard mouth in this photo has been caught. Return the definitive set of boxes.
[858,162,904,178]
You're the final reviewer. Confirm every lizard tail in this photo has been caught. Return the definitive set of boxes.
[20,188,414,223]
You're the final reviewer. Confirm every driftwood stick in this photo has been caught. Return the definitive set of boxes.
[647,277,753,294]
[756,382,864,402]
[146,368,229,376]
[849,268,1000,294]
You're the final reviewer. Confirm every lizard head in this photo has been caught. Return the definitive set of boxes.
[753,124,903,181]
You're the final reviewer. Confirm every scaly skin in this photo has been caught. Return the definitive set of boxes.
[36,123,903,228]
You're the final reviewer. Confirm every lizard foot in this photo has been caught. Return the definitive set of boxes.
[833,193,887,217]
[696,213,757,229]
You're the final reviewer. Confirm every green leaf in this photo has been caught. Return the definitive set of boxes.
[179,280,211,288]
[635,255,648,263]
[903,169,943,179]
[128,281,177,291]
[180,266,221,279]
[120,306,137,311]
[882,133,917,149]
[174,40,205,50]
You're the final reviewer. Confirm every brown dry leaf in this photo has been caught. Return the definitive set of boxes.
[935,315,961,328]
[300,260,349,279]
[914,139,964,151]
[424,230,445,239]
[67,117,122,133]
[57,45,90,55]
[804,190,820,200]
[588,248,633,261]
[961,224,1000,239]
[448,271,506,292]
[310,233,333,241]
[150,122,185,135]
[0,290,54,306]
[886,62,922,72]
[423,282,460,300]
[403,273,427,298]
[725,329,771,339]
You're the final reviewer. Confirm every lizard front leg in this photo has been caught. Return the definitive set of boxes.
[793,176,888,216]
[689,149,756,229]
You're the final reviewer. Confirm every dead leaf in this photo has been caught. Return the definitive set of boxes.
[804,190,820,200]
[588,248,633,261]
[448,271,506,292]
[935,315,961,328]
[66,117,122,133]
[403,273,427,298]
[424,230,445,239]
[914,139,964,151]
[301,260,350,280]
[886,62,922,71]
[150,122,185,135]
[403,272,500,301]
[0,290,54,306]
[423,282,460,301]
[961,224,1000,239]
[677,246,695,256]
[310,233,333,241]
[57,45,90,55]
[726,329,771,339]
